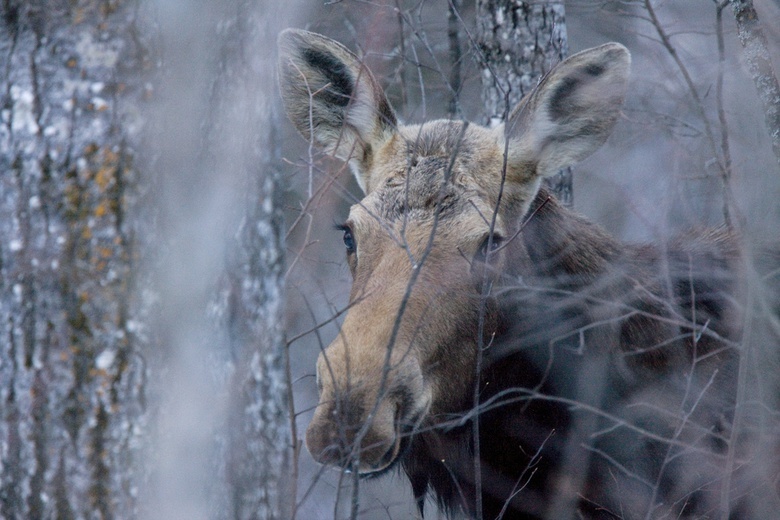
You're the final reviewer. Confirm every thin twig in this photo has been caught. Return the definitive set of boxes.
[447,0,463,118]
[714,0,734,227]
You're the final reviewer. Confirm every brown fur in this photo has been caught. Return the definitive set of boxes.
[278,29,780,519]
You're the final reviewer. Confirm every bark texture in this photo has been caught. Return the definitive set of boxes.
[0,2,148,518]
[475,0,572,204]
[0,2,289,519]
[217,6,290,518]
[729,0,780,166]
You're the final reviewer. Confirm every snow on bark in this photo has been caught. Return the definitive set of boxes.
[476,0,568,121]
[218,9,290,517]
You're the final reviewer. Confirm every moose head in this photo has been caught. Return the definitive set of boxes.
[278,29,630,474]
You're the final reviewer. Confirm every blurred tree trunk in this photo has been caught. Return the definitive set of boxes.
[729,0,780,166]
[0,2,289,519]
[475,0,572,204]
[215,4,290,519]
[0,2,149,517]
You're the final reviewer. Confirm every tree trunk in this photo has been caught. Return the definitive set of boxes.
[729,0,780,166]
[0,2,149,517]
[475,0,572,205]
[0,2,289,519]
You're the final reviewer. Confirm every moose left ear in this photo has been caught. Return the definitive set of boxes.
[503,43,631,180]
[278,29,398,193]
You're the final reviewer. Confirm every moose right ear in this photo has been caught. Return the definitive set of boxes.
[502,42,631,181]
[278,29,398,193]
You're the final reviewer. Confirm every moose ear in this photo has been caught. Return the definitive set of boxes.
[278,29,398,192]
[503,43,631,180]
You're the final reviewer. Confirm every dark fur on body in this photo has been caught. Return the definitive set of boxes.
[403,190,747,519]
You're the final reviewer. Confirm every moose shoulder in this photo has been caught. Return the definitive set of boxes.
[278,29,780,519]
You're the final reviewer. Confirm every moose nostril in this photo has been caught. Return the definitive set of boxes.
[307,428,347,466]
[316,442,348,466]
[305,392,410,472]
[306,415,365,469]
[307,421,340,464]
[306,417,401,472]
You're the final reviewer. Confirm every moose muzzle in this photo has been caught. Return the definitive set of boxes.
[305,337,431,474]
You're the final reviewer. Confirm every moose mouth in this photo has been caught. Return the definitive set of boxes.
[358,410,424,477]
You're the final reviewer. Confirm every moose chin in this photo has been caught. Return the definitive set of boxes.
[278,28,780,520]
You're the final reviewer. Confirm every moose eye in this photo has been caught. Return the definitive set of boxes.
[477,234,503,261]
[338,224,356,254]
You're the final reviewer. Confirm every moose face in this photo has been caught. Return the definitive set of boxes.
[278,29,630,474]
[306,122,513,473]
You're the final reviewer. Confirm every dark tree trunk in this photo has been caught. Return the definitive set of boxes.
[0,2,289,519]
[475,0,572,205]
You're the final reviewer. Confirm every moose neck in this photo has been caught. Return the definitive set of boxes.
[515,188,622,285]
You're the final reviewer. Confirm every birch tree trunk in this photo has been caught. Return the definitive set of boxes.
[475,0,572,204]
[729,0,780,166]
[0,2,289,519]
[0,2,149,517]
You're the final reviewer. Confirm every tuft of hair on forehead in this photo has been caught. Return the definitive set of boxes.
[373,173,466,223]
[403,121,474,162]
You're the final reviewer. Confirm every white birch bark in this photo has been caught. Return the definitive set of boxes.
[729,0,780,166]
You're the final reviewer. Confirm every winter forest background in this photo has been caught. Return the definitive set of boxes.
[1,1,779,519]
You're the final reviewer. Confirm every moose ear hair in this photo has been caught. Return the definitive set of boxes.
[503,42,631,180]
[277,29,398,193]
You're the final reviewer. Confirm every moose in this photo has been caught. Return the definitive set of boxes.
[278,29,780,519]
